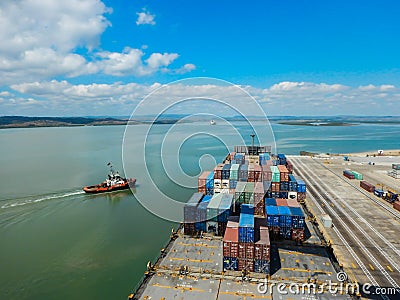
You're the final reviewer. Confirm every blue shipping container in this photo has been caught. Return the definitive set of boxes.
[266,206,279,227]
[223,257,239,271]
[265,198,276,206]
[254,259,270,274]
[239,213,255,243]
[229,180,237,189]
[195,221,206,232]
[297,180,306,193]
[278,206,292,227]
[279,191,288,199]
[289,207,305,229]
[241,204,254,215]
[280,182,289,191]
[218,194,233,223]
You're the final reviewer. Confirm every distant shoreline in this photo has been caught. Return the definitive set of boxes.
[1,115,400,129]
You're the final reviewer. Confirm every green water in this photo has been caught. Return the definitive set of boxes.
[1,122,400,299]
[0,126,181,300]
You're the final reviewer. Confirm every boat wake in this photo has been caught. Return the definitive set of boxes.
[0,190,85,209]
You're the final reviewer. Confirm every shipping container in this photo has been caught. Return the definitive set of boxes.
[184,192,204,223]
[229,179,237,189]
[207,193,223,222]
[262,165,272,181]
[278,206,292,228]
[291,228,305,241]
[321,214,332,227]
[279,191,288,199]
[239,165,248,181]
[195,221,206,232]
[343,170,355,179]
[214,178,221,189]
[254,259,270,274]
[276,198,288,207]
[360,180,375,193]
[265,198,276,206]
[229,164,240,180]
[297,192,306,201]
[286,198,300,208]
[277,165,289,182]
[271,182,280,192]
[270,166,280,182]
[234,181,246,204]
[288,192,297,200]
[265,206,279,227]
[196,195,211,223]
[238,213,255,243]
[222,179,230,189]
[198,171,211,191]
[279,226,292,239]
[280,181,289,191]
[238,242,254,259]
[286,160,293,173]
[218,194,234,223]
[223,226,238,257]
[223,257,238,271]
[213,163,224,180]
[393,201,400,212]
[238,258,254,272]
[218,222,227,237]
[255,226,270,261]
[184,223,195,235]
[241,204,255,215]
[289,207,305,229]
[351,171,363,180]
[222,164,231,179]
[297,180,306,193]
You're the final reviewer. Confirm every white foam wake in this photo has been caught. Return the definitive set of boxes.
[1,190,85,209]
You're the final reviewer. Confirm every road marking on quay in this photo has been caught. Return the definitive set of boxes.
[292,158,392,300]
[294,158,400,289]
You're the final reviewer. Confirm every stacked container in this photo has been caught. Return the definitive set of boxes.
[184,192,204,234]
[223,221,239,271]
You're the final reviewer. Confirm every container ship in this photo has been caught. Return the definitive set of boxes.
[129,145,353,300]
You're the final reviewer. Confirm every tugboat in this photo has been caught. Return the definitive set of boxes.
[83,162,136,194]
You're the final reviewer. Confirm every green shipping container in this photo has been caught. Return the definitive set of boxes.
[351,171,363,180]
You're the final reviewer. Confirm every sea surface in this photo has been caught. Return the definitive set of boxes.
[1,122,399,299]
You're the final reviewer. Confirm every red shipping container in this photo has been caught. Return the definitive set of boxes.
[277,165,289,182]
[255,226,270,260]
[271,182,280,192]
[286,160,293,173]
[291,228,305,241]
[238,258,254,272]
[214,164,224,179]
[276,198,288,206]
[223,227,239,257]
[297,192,306,201]
[360,180,375,193]
[238,242,254,259]
[393,201,400,212]
[198,171,210,189]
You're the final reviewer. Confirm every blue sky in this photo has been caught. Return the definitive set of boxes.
[0,0,399,116]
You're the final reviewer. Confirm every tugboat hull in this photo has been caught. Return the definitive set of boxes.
[83,178,136,194]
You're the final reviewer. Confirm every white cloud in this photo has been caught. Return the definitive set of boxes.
[0,1,194,84]
[136,8,156,25]
[6,80,400,116]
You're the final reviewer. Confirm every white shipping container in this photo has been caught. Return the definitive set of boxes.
[214,188,221,194]
[288,192,297,200]
[222,179,230,188]
[321,214,332,228]
[220,188,230,194]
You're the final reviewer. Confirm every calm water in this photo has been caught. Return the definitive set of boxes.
[1,122,399,299]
